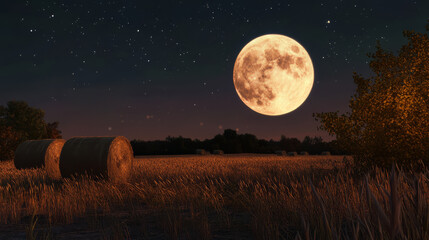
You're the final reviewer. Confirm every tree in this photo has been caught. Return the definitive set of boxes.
[314,26,429,169]
[240,133,258,152]
[1,101,47,140]
[0,101,62,160]
[302,136,325,154]
[280,135,300,152]
[0,125,20,161]
[222,129,242,153]
[45,121,62,139]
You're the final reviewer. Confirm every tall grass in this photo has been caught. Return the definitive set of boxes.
[0,155,428,239]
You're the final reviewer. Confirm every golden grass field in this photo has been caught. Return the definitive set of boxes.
[0,154,428,239]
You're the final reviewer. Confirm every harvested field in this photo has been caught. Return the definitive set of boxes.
[0,154,428,239]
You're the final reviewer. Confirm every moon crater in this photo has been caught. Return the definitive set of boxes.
[233,34,314,116]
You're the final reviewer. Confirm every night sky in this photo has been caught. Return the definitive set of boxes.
[1,1,428,141]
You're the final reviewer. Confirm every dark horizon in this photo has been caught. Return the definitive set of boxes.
[130,129,343,156]
[129,128,332,142]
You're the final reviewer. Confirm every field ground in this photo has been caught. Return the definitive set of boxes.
[0,154,427,239]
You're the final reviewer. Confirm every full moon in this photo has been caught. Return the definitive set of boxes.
[233,34,314,116]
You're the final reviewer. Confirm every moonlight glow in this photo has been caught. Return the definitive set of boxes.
[233,34,314,116]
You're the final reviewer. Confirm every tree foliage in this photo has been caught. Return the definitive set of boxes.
[131,129,340,155]
[0,101,62,160]
[46,121,62,139]
[314,27,429,169]
[0,125,20,160]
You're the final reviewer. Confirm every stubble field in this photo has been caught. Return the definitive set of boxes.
[0,154,428,239]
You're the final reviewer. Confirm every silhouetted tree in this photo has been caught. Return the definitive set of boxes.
[223,129,238,139]
[314,25,429,169]
[240,133,258,152]
[45,121,62,139]
[1,101,47,140]
[0,101,62,160]
[131,130,343,155]
[222,129,242,153]
[301,136,326,154]
[280,135,301,152]
[165,136,196,154]
[213,134,226,151]
[0,125,20,160]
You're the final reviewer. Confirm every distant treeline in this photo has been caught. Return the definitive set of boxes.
[131,129,348,155]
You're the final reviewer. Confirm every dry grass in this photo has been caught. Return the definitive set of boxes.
[0,154,428,239]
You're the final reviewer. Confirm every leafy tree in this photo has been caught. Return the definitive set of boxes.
[0,125,20,160]
[222,129,242,153]
[301,136,326,154]
[314,26,429,169]
[239,133,258,152]
[0,101,62,160]
[1,101,47,140]
[280,135,300,152]
[45,121,62,139]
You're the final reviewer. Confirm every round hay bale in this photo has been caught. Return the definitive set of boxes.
[275,150,286,156]
[14,139,65,179]
[196,149,207,155]
[59,136,133,182]
[287,152,298,156]
[213,149,224,155]
[300,151,309,156]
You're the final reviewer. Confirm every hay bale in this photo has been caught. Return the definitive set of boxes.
[287,152,298,156]
[321,151,331,156]
[213,149,224,155]
[196,149,207,155]
[14,139,65,179]
[275,150,286,156]
[59,136,133,182]
[300,151,309,155]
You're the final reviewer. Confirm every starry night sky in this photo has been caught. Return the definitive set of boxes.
[1,1,428,141]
